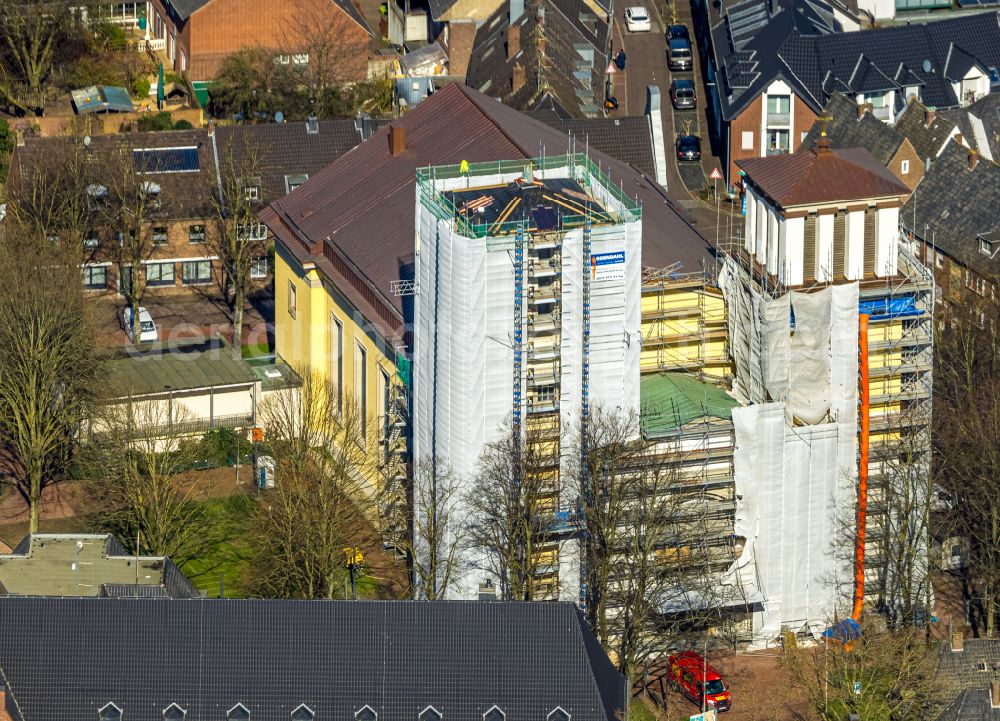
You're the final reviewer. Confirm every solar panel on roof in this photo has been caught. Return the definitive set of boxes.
[133,147,200,173]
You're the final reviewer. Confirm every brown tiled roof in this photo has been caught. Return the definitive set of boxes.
[737,141,910,207]
[260,83,711,341]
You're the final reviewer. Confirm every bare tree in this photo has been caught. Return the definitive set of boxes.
[102,139,159,343]
[465,419,556,601]
[211,135,268,351]
[83,398,218,567]
[281,1,366,108]
[405,458,466,600]
[575,407,744,682]
[6,134,100,253]
[781,621,943,721]
[935,295,1000,636]
[0,234,101,533]
[0,1,92,113]
[247,370,384,599]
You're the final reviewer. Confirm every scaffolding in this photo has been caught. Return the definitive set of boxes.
[640,268,730,379]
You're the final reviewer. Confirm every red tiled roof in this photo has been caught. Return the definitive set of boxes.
[736,142,910,208]
[261,83,711,342]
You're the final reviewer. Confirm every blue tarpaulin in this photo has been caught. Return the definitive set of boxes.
[822,618,862,642]
[858,295,921,321]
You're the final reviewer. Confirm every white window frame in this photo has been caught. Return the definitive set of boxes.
[250,257,269,278]
[145,261,176,287]
[741,131,754,150]
[288,280,297,318]
[900,159,910,175]
[151,225,169,244]
[355,342,367,441]
[181,259,212,285]
[82,264,108,290]
[188,224,206,243]
[238,222,268,241]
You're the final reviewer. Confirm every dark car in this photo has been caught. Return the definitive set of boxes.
[670,78,696,109]
[668,37,693,71]
[675,134,701,161]
[668,24,690,40]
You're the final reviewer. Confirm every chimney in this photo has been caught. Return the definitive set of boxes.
[507,23,521,59]
[478,578,498,601]
[968,149,978,170]
[15,129,24,147]
[207,120,215,137]
[924,106,936,127]
[955,132,964,147]
[952,631,965,652]
[308,240,324,256]
[857,103,866,119]
[814,135,832,155]
[389,125,407,156]
[512,63,526,93]
[991,680,1000,709]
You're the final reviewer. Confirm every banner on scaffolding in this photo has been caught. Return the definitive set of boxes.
[591,250,625,281]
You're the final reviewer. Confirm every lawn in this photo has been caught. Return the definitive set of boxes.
[179,494,257,598]
[241,341,271,359]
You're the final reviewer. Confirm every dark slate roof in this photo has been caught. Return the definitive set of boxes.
[938,640,1000,690]
[216,118,380,202]
[163,0,210,21]
[260,83,711,340]
[739,141,909,206]
[466,0,610,119]
[800,92,904,165]
[711,8,1000,120]
[938,689,1000,721]
[10,120,371,223]
[107,338,257,396]
[940,92,1000,163]
[902,140,1000,276]
[0,598,626,721]
[895,98,959,162]
[528,113,658,177]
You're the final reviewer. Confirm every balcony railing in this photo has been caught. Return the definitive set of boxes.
[766,147,790,156]
[766,112,790,125]
[872,105,891,121]
[147,37,166,51]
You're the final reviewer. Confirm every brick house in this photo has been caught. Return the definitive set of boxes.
[901,140,1000,310]
[146,0,372,81]
[706,1,1000,184]
[7,118,378,300]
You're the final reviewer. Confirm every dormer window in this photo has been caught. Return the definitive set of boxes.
[419,707,442,721]
[355,706,377,721]
[242,179,261,202]
[547,708,571,721]
[141,181,161,210]
[483,706,505,721]
[227,704,251,721]
[99,702,123,721]
[980,237,995,256]
[163,704,186,721]
[291,705,315,721]
[87,184,108,212]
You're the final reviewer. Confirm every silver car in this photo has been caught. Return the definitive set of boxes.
[670,79,696,109]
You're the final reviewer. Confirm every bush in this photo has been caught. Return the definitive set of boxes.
[137,111,175,132]
[133,75,152,97]
[173,118,194,130]
[197,427,249,465]
[0,119,12,184]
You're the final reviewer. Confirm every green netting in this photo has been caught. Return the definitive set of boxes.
[640,372,739,436]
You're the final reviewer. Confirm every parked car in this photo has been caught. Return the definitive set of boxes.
[123,306,159,343]
[670,78,697,109]
[667,651,732,712]
[675,134,701,161]
[624,6,652,32]
[668,37,693,71]
[668,23,690,40]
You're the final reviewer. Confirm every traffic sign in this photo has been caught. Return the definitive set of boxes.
[606,61,618,74]
[709,167,723,180]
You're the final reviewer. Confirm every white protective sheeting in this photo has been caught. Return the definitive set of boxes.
[719,257,765,404]
[830,283,860,490]
[762,294,790,402]
[734,403,851,642]
[788,287,832,424]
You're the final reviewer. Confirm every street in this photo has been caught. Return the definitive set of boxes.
[610,0,740,240]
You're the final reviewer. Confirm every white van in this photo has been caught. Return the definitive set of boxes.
[123,306,159,343]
